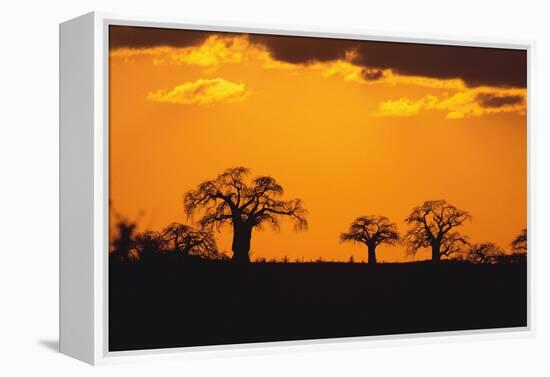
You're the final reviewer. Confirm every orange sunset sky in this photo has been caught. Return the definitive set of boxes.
[109,26,527,263]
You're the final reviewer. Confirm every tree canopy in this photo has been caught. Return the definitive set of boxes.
[465,242,505,264]
[162,222,219,259]
[511,228,527,254]
[340,215,399,264]
[404,200,471,262]
[184,167,308,263]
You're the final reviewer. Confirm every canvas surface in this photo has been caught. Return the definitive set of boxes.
[107,25,527,351]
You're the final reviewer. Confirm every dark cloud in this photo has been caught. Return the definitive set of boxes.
[109,25,527,88]
[250,34,526,88]
[353,42,526,88]
[476,93,524,108]
[249,34,357,64]
[361,68,384,81]
[109,25,211,49]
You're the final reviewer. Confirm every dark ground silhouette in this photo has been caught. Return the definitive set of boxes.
[109,259,527,351]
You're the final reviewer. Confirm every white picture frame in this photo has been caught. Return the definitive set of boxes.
[59,11,535,365]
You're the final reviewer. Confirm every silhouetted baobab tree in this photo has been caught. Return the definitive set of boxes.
[466,242,505,264]
[511,228,527,254]
[110,218,137,263]
[184,167,308,263]
[340,215,399,264]
[162,223,220,259]
[439,232,470,260]
[404,200,471,262]
[134,231,166,260]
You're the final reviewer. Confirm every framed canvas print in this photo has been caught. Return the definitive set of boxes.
[60,12,532,365]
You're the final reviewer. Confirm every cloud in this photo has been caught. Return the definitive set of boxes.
[110,34,300,74]
[318,60,467,90]
[110,26,526,88]
[250,35,526,88]
[147,78,250,105]
[380,71,467,90]
[373,87,526,119]
[361,68,384,81]
[373,96,438,117]
[353,42,526,88]
[476,93,525,108]
[111,34,297,72]
[109,25,210,49]
[111,28,527,119]
[111,27,526,88]
[317,60,364,82]
[152,35,249,69]
[249,34,356,64]
[110,46,175,59]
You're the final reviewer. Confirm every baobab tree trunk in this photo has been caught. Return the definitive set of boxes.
[367,244,377,265]
[180,244,192,257]
[431,242,441,263]
[231,223,253,264]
